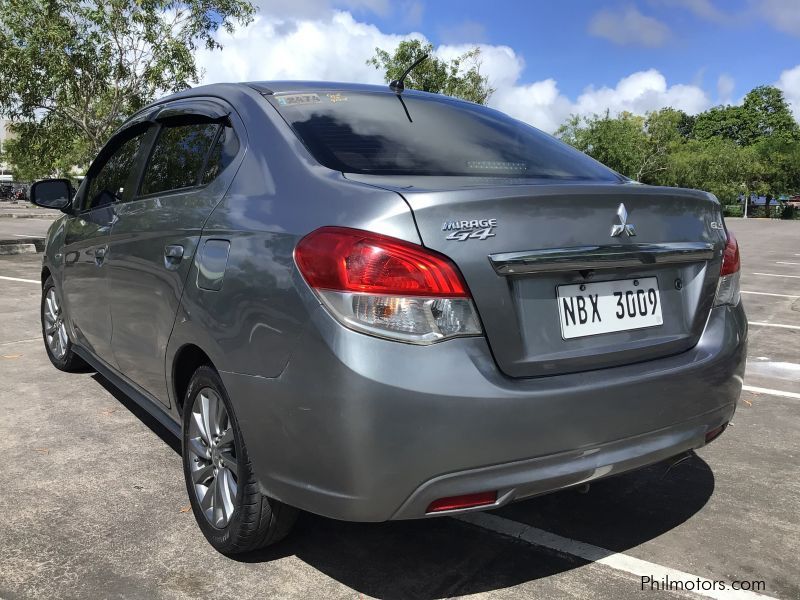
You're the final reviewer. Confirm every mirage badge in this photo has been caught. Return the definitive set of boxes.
[442,218,497,242]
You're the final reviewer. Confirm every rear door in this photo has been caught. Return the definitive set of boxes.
[105,99,243,405]
[61,126,150,363]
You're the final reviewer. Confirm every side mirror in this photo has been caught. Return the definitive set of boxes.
[30,179,74,213]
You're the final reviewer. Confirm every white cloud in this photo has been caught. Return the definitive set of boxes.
[573,70,710,116]
[753,0,800,36]
[253,0,389,19]
[717,73,735,103]
[401,0,424,27]
[653,0,731,23]
[776,64,800,120]
[196,12,419,85]
[588,6,671,47]
[655,0,800,36]
[197,10,717,133]
[438,20,488,44]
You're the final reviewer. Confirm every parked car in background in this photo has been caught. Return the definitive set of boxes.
[30,81,747,554]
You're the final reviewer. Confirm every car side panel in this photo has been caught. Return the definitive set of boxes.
[165,88,421,407]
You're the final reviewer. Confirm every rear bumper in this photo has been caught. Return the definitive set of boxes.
[391,402,733,519]
[221,302,746,522]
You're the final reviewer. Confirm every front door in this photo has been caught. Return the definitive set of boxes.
[61,128,149,363]
[105,107,242,405]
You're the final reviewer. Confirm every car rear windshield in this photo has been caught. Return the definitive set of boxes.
[268,90,620,180]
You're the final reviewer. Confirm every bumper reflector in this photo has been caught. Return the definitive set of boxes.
[705,423,728,444]
[427,491,497,513]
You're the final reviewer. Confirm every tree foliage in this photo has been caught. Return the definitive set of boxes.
[556,85,800,204]
[0,0,254,178]
[368,40,494,105]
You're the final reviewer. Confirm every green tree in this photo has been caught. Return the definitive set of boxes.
[556,111,653,180]
[692,86,798,146]
[367,40,494,105]
[691,105,749,144]
[658,138,764,203]
[741,85,798,144]
[0,0,255,178]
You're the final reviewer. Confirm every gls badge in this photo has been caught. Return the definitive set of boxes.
[443,218,497,241]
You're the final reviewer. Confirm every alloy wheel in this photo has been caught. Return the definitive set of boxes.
[187,387,238,528]
[44,287,68,360]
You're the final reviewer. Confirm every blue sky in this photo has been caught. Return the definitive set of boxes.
[362,0,798,100]
[197,0,800,131]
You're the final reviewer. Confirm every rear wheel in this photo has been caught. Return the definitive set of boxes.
[41,276,87,372]
[182,365,297,553]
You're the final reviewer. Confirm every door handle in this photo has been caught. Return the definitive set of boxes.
[164,244,185,270]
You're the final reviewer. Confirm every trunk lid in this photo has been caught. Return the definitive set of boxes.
[347,176,727,377]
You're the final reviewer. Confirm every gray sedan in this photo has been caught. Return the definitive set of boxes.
[30,81,747,554]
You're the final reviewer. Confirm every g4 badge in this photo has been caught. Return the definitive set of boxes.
[443,218,497,241]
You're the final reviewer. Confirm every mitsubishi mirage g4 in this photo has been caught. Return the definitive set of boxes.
[31,81,747,553]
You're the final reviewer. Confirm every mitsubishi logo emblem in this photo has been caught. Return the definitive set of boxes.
[610,203,636,237]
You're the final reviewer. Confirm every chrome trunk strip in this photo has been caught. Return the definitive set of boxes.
[488,242,716,275]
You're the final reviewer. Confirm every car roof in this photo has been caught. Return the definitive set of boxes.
[147,81,467,104]
[245,80,423,96]
[124,81,478,134]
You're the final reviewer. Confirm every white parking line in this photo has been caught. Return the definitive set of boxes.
[742,385,800,400]
[748,321,800,331]
[0,275,39,284]
[458,512,775,599]
[741,290,798,299]
[775,261,800,266]
[751,272,800,279]
[0,337,40,346]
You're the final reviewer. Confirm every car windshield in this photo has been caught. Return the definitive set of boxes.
[269,90,620,180]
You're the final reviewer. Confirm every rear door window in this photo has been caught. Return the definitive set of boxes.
[269,91,620,181]
[140,122,220,196]
[201,125,240,185]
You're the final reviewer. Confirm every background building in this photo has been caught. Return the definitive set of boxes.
[0,118,12,182]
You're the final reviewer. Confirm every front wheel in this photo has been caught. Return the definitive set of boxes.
[182,365,297,554]
[41,276,87,372]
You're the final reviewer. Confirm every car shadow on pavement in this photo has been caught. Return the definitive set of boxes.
[92,373,182,454]
[235,457,715,599]
[94,370,714,599]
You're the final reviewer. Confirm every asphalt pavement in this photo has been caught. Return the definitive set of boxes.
[0,217,797,600]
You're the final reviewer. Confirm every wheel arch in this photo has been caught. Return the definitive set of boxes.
[41,266,52,287]
[172,343,215,414]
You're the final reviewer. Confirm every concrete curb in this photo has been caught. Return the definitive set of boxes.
[0,237,45,253]
[0,243,37,255]
[0,213,55,219]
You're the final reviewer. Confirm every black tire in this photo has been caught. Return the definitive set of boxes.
[41,275,88,372]
[182,365,297,554]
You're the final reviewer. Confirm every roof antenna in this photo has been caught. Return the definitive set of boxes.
[389,54,429,94]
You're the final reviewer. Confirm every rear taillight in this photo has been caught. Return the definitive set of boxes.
[295,227,482,344]
[714,230,741,307]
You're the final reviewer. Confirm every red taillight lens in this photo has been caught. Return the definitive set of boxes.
[714,229,741,307]
[295,227,482,344]
[295,227,468,297]
[720,230,740,276]
[427,491,497,513]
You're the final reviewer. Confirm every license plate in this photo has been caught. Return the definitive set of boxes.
[557,277,663,339]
